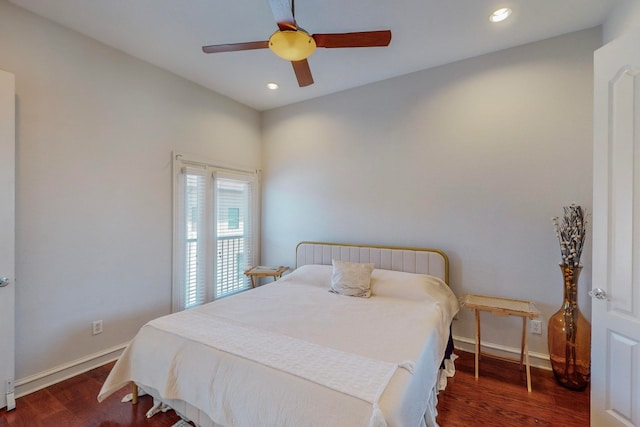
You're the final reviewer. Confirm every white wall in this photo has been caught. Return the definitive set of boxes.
[603,0,640,42]
[262,28,601,360]
[0,0,261,386]
[0,0,608,388]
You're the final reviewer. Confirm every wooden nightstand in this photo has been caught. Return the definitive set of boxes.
[461,294,540,392]
[244,266,289,288]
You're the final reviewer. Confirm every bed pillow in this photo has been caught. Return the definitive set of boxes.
[329,259,375,297]
[281,264,332,289]
[370,268,445,300]
[371,269,459,316]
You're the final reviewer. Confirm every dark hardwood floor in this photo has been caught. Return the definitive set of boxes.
[437,351,589,426]
[0,350,589,426]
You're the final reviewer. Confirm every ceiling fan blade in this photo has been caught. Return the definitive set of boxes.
[268,0,297,30]
[202,41,270,54]
[313,30,392,48]
[291,59,313,87]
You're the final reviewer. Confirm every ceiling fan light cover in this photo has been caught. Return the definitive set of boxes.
[269,30,317,61]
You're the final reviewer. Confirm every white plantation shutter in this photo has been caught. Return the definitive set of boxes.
[214,173,254,298]
[183,168,208,308]
[173,154,258,311]
[174,166,210,309]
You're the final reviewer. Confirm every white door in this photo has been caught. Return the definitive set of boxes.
[592,29,640,426]
[0,70,16,410]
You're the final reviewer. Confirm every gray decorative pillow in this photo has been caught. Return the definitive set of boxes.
[330,259,375,297]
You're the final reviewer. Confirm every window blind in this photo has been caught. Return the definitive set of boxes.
[215,175,253,298]
[173,156,258,311]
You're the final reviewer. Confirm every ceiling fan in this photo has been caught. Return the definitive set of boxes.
[202,0,392,87]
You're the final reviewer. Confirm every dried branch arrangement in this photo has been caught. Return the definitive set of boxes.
[552,204,587,267]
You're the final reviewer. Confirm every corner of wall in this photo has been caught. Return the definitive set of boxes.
[602,0,640,43]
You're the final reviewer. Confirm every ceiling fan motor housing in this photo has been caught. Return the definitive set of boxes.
[269,29,317,61]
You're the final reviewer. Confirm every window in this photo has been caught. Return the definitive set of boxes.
[173,153,258,311]
[228,208,240,230]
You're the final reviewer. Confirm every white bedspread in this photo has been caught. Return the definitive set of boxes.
[98,265,459,427]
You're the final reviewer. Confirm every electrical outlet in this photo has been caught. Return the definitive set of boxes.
[92,320,103,335]
[530,319,542,335]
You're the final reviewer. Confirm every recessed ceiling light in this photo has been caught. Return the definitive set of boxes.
[266,82,279,90]
[489,7,512,23]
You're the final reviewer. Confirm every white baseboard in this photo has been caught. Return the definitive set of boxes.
[453,335,551,371]
[15,342,128,399]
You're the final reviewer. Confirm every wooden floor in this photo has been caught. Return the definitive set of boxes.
[437,351,589,426]
[0,350,589,427]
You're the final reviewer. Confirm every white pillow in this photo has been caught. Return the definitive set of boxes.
[282,264,332,289]
[370,268,445,300]
[370,269,460,319]
[330,259,375,297]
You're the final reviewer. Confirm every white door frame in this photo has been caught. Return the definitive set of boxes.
[0,69,16,410]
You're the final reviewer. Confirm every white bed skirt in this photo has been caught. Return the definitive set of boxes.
[139,383,440,427]
[134,352,458,427]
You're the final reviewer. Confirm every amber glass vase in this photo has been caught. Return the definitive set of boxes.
[547,265,591,390]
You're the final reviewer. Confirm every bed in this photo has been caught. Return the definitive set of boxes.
[98,242,459,427]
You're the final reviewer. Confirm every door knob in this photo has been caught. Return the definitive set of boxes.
[0,277,9,288]
[588,288,607,300]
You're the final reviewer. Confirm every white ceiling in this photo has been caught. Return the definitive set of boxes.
[9,0,618,111]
